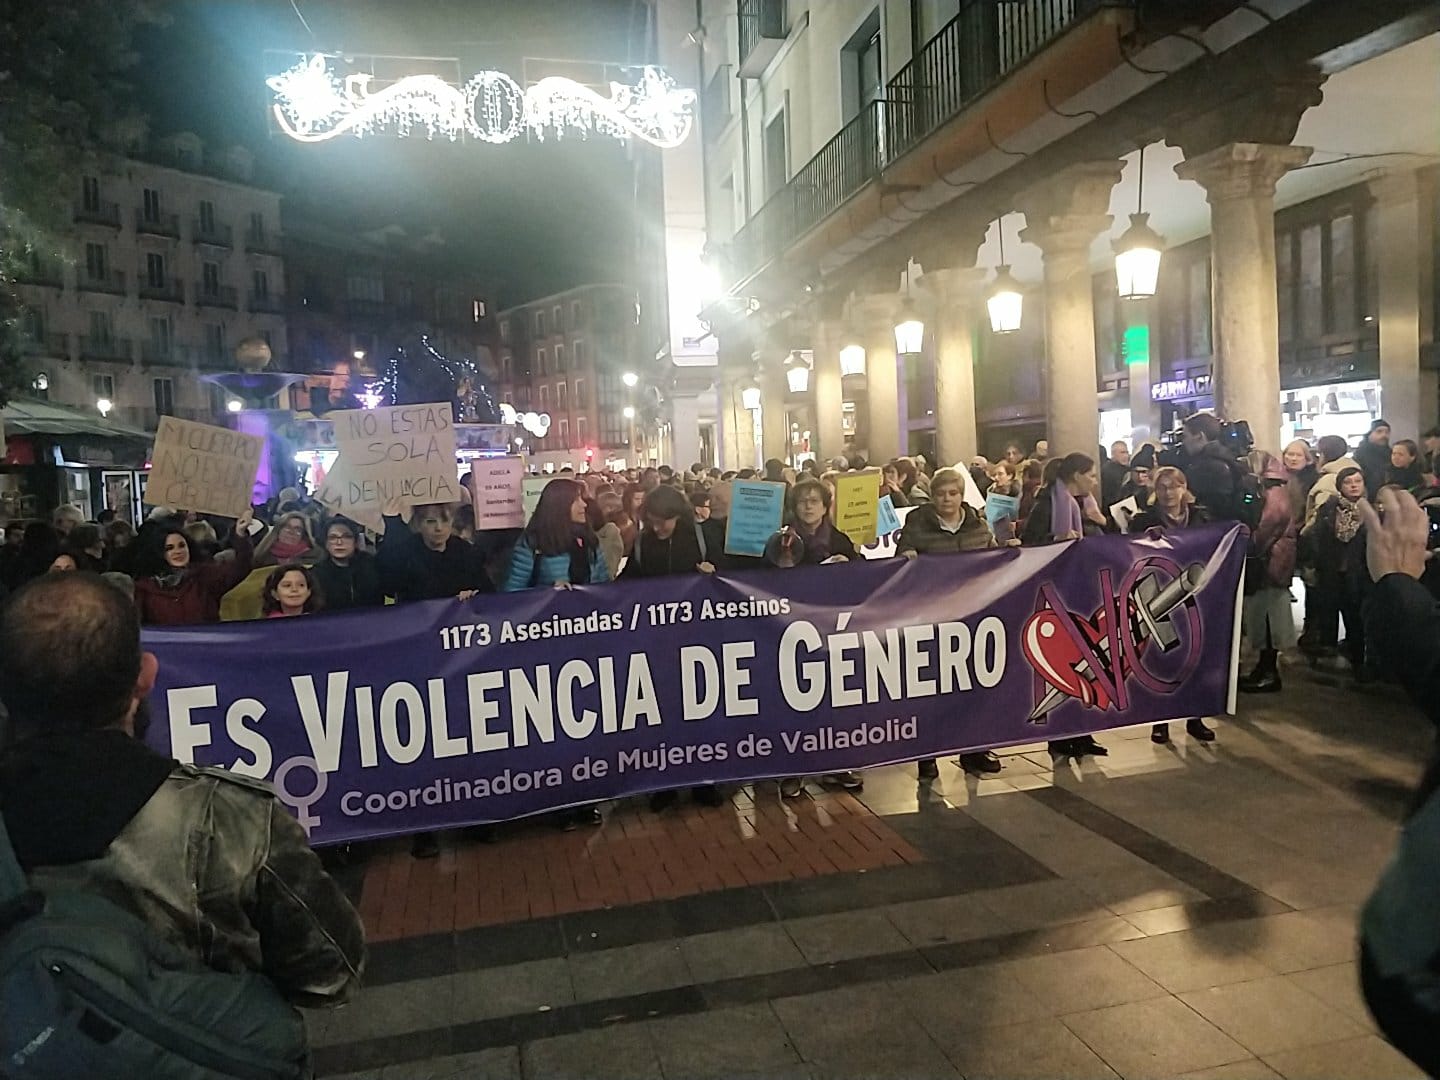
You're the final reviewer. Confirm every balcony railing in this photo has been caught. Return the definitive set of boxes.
[74,200,121,228]
[193,219,234,247]
[138,276,184,303]
[346,297,388,319]
[135,210,181,238]
[245,228,283,255]
[738,0,787,78]
[249,291,285,314]
[141,340,189,366]
[77,269,127,296]
[725,0,1128,287]
[15,260,64,288]
[79,336,133,362]
[20,332,70,358]
[194,283,238,309]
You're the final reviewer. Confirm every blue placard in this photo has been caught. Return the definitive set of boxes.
[724,480,787,557]
[985,492,1020,531]
[877,493,901,536]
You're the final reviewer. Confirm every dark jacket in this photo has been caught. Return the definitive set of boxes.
[1101,459,1129,508]
[1180,441,1239,519]
[1388,461,1425,492]
[791,521,860,565]
[898,503,995,555]
[0,729,365,1007]
[1129,504,1213,533]
[1020,483,1097,546]
[1354,439,1392,498]
[133,529,254,626]
[378,515,494,602]
[1303,498,1366,580]
[621,522,707,579]
[312,551,386,611]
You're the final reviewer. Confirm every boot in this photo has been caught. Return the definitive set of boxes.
[959,751,1002,775]
[1238,649,1282,694]
[917,758,940,780]
[1186,717,1216,742]
[1151,723,1170,744]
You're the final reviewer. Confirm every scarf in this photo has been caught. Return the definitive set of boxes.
[1159,503,1191,529]
[796,520,834,562]
[267,536,312,562]
[152,569,187,590]
[1050,482,1083,540]
[1334,496,1363,544]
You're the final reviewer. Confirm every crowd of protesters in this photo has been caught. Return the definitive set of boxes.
[2,415,1434,856]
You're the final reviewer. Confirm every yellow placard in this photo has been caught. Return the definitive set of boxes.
[833,470,881,546]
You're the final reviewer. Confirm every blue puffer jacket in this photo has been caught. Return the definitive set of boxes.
[502,535,611,591]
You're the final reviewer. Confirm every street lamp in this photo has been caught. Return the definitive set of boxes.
[785,350,811,394]
[740,383,762,410]
[96,397,113,417]
[623,405,636,420]
[839,343,867,377]
[226,398,244,413]
[622,371,639,388]
[33,372,49,392]
[1114,144,1165,301]
[987,266,1024,334]
[893,299,924,355]
[352,349,366,361]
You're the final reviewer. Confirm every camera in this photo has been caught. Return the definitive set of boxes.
[1157,415,1254,465]
[1428,505,1440,550]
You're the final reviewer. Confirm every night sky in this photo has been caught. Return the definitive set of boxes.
[135,0,651,305]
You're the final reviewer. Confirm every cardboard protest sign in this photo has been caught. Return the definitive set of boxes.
[470,456,527,530]
[146,416,264,518]
[330,403,459,508]
[834,470,882,546]
[724,480,786,557]
[312,460,384,533]
[522,476,553,519]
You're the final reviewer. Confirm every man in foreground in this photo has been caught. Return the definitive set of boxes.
[1357,488,1440,1075]
[0,573,365,1070]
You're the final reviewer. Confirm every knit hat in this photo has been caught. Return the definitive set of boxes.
[1131,444,1157,470]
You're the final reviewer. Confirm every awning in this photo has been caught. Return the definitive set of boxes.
[2,397,152,467]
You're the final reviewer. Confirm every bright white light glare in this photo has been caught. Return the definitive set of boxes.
[96,397,113,416]
[839,344,866,377]
[987,267,1024,335]
[740,385,762,411]
[498,402,518,425]
[623,406,636,420]
[268,54,696,148]
[622,371,639,388]
[893,319,925,355]
[226,398,244,413]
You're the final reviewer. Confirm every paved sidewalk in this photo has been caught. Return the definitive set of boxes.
[317,666,1429,1079]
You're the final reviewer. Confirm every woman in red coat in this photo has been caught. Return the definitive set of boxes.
[133,511,255,626]
[1239,451,1299,692]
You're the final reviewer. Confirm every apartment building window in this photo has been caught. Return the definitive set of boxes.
[249,211,265,239]
[146,252,166,288]
[153,378,175,417]
[558,418,569,446]
[473,298,487,321]
[81,175,100,212]
[535,310,547,337]
[149,317,172,354]
[539,384,549,410]
[537,347,548,375]
[252,269,270,298]
[21,307,43,343]
[500,318,510,341]
[142,188,162,223]
[501,353,513,381]
[763,108,788,200]
[198,200,216,234]
[571,300,582,326]
[843,15,883,121]
[573,339,586,368]
[555,343,566,372]
[202,261,221,295]
[346,272,383,301]
[557,381,568,409]
[93,374,115,400]
[553,304,563,331]
[85,242,107,280]
[204,323,225,359]
[573,377,586,407]
[89,310,113,343]
[576,416,587,446]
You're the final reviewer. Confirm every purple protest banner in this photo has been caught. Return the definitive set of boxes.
[143,524,1247,844]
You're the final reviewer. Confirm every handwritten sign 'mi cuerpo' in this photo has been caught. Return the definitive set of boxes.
[330,403,459,508]
[147,416,264,518]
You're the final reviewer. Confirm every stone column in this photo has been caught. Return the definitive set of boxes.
[925,267,986,467]
[810,319,846,463]
[858,297,902,462]
[1176,142,1312,450]
[1371,170,1426,438]
[1017,160,1124,457]
[759,354,790,465]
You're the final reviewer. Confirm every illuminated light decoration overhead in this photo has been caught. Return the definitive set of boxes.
[266,54,696,148]
[839,343,866,377]
[358,382,386,410]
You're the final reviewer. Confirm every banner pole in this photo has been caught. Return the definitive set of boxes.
[1225,565,1245,715]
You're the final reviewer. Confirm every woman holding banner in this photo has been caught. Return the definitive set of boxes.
[1130,466,1219,744]
[1020,453,1111,760]
[133,510,256,626]
[377,499,493,604]
[897,467,1006,778]
[503,478,611,590]
[312,518,385,611]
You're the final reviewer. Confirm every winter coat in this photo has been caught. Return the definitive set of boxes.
[1354,440,1392,499]
[1306,454,1360,528]
[790,520,860,565]
[596,522,624,580]
[0,728,364,1006]
[1179,441,1240,519]
[1388,462,1426,492]
[1129,504,1213,533]
[1250,456,1299,589]
[1303,498,1366,581]
[133,529,254,626]
[898,503,995,555]
[311,551,386,611]
[1285,465,1318,526]
[502,533,611,590]
[620,522,708,579]
[378,515,494,602]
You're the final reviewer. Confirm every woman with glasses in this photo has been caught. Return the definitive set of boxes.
[311,518,385,611]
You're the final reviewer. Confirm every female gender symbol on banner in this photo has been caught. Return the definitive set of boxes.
[273,756,329,836]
